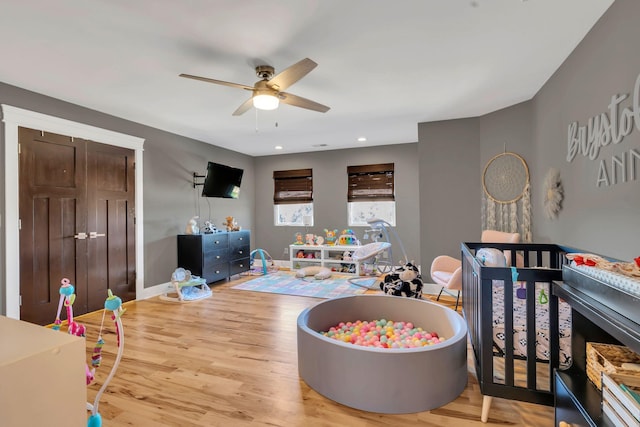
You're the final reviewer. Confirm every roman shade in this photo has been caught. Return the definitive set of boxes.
[347,163,394,202]
[273,168,313,204]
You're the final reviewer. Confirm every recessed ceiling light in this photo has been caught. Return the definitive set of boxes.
[274,145,283,150]
[357,137,367,142]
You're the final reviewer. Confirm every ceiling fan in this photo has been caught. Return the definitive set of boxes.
[180,58,330,116]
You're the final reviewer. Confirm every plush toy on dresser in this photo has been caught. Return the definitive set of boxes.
[380,262,423,298]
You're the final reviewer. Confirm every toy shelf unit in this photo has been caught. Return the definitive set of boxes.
[290,244,363,275]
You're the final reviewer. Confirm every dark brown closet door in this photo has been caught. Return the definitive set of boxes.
[86,141,136,311]
[19,127,136,324]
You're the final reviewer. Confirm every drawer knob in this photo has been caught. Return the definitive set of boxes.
[239,237,243,240]
[216,255,220,259]
[215,270,220,274]
[239,264,244,268]
[239,250,243,254]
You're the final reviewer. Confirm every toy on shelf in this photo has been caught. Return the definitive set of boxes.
[315,235,325,245]
[51,278,126,427]
[161,268,211,302]
[305,233,315,245]
[296,250,305,258]
[293,232,304,245]
[185,216,199,235]
[338,229,359,245]
[224,216,241,231]
[202,220,216,234]
[324,229,338,245]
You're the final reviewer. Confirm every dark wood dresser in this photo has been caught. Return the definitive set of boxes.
[177,230,250,283]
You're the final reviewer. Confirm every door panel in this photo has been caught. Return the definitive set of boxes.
[19,128,87,325]
[86,142,136,311]
[19,128,135,324]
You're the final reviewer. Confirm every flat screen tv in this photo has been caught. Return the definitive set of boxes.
[201,162,243,199]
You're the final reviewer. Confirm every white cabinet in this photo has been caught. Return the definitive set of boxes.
[290,244,361,275]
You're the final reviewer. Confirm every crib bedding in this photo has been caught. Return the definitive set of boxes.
[492,281,572,367]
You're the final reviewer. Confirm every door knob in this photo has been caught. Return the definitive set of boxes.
[89,232,106,239]
[74,232,88,240]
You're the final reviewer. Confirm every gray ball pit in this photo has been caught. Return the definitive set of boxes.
[297,294,468,414]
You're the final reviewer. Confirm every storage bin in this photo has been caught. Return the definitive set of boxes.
[602,373,640,426]
[586,342,640,390]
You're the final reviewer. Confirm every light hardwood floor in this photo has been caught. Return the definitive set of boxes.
[77,274,554,426]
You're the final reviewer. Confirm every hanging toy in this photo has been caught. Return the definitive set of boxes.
[511,267,527,299]
[87,289,125,427]
[538,288,549,304]
[52,278,75,330]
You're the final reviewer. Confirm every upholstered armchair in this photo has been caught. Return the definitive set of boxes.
[430,230,522,311]
[430,255,462,310]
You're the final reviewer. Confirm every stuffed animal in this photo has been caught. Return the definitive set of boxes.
[305,233,315,245]
[224,216,241,231]
[324,229,338,245]
[380,261,423,298]
[202,221,216,234]
[294,232,304,245]
[295,265,332,280]
[185,216,199,235]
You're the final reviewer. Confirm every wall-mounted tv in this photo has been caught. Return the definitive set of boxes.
[201,162,244,199]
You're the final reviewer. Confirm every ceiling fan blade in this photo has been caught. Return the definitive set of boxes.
[267,58,317,91]
[279,92,330,113]
[179,73,253,91]
[232,97,254,116]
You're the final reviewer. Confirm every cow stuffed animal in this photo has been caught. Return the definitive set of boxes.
[380,261,424,298]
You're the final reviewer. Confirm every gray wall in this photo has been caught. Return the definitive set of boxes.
[531,0,640,259]
[253,143,420,266]
[0,82,255,313]
[418,0,639,265]
[417,118,481,272]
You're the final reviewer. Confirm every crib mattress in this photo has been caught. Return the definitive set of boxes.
[492,281,572,367]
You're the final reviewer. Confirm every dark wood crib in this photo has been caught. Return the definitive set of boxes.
[461,242,573,422]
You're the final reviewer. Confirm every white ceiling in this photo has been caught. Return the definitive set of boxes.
[0,0,613,157]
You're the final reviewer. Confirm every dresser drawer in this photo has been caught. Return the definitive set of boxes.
[229,244,249,261]
[229,231,250,249]
[203,262,229,283]
[202,233,229,252]
[230,257,250,276]
[204,247,228,264]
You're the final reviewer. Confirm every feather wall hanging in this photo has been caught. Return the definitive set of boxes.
[482,151,532,242]
[543,168,564,220]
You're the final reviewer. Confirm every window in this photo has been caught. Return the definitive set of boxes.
[273,168,314,226]
[347,163,396,226]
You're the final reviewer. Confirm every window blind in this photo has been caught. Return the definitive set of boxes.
[273,168,313,204]
[347,163,394,202]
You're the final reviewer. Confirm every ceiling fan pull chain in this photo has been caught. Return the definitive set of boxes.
[255,108,258,133]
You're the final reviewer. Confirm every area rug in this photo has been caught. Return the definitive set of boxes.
[232,271,378,299]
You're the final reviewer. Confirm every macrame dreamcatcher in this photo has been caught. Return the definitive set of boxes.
[481,151,531,242]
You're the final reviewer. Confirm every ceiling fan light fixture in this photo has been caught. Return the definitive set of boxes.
[253,93,279,110]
